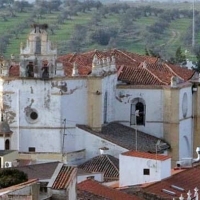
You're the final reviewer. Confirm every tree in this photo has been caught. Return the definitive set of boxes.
[193,46,200,72]
[169,46,186,65]
[13,1,31,12]
[0,169,28,188]
[90,27,118,46]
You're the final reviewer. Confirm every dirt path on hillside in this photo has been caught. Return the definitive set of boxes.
[160,29,180,47]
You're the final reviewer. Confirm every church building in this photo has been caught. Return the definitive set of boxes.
[0,24,198,167]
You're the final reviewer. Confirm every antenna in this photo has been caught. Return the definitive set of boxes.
[192,0,195,48]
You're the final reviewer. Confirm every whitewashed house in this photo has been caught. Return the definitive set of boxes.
[0,24,198,167]
[119,150,171,187]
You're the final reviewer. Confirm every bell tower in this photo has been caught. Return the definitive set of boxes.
[19,24,64,79]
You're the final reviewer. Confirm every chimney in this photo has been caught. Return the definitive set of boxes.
[99,147,109,155]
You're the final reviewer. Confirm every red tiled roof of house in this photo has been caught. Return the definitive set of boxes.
[122,151,171,161]
[142,164,200,199]
[51,165,77,189]
[77,179,141,200]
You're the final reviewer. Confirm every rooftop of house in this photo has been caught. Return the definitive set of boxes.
[77,179,141,200]
[49,164,77,190]
[0,179,38,197]
[77,189,111,200]
[122,150,171,161]
[141,163,200,199]
[12,161,60,180]
[77,122,170,153]
[78,154,119,182]
[0,150,16,156]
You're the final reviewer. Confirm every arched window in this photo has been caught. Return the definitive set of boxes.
[35,37,41,54]
[130,98,146,125]
[5,139,10,150]
[26,62,34,77]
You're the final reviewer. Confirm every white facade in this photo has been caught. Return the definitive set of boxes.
[114,88,164,138]
[119,152,171,187]
[75,127,127,161]
[179,87,193,159]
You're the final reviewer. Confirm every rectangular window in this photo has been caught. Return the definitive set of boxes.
[143,168,150,175]
[29,147,35,152]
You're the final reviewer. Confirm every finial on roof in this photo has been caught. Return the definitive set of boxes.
[72,62,78,76]
[171,76,177,87]
[143,61,147,68]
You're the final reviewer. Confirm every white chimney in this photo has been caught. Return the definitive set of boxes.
[99,147,109,155]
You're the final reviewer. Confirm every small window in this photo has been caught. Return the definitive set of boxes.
[29,147,35,152]
[87,176,95,180]
[26,108,39,124]
[30,111,38,120]
[143,168,150,175]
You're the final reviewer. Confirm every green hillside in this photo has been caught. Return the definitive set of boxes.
[1,1,200,62]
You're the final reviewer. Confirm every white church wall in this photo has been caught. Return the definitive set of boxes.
[60,79,88,126]
[102,74,117,123]
[179,119,192,160]
[179,86,193,160]
[75,127,127,161]
[1,78,88,153]
[114,88,164,138]
[0,139,4,150]
[179,86,193,120]
[19,129,62,152]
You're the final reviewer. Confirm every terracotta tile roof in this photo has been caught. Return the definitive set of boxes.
[51,165,76,189]
[77,189,110,200]
[77,179,141,200]
[165,63,195,81]
[122,150,171,161]
[77,122,170,153]
[79,154,119,181]
[118,66,164,85]
[8,49,194,86]
[118,61,195,86]
[142,164,200,199]
[12,161,60,180]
